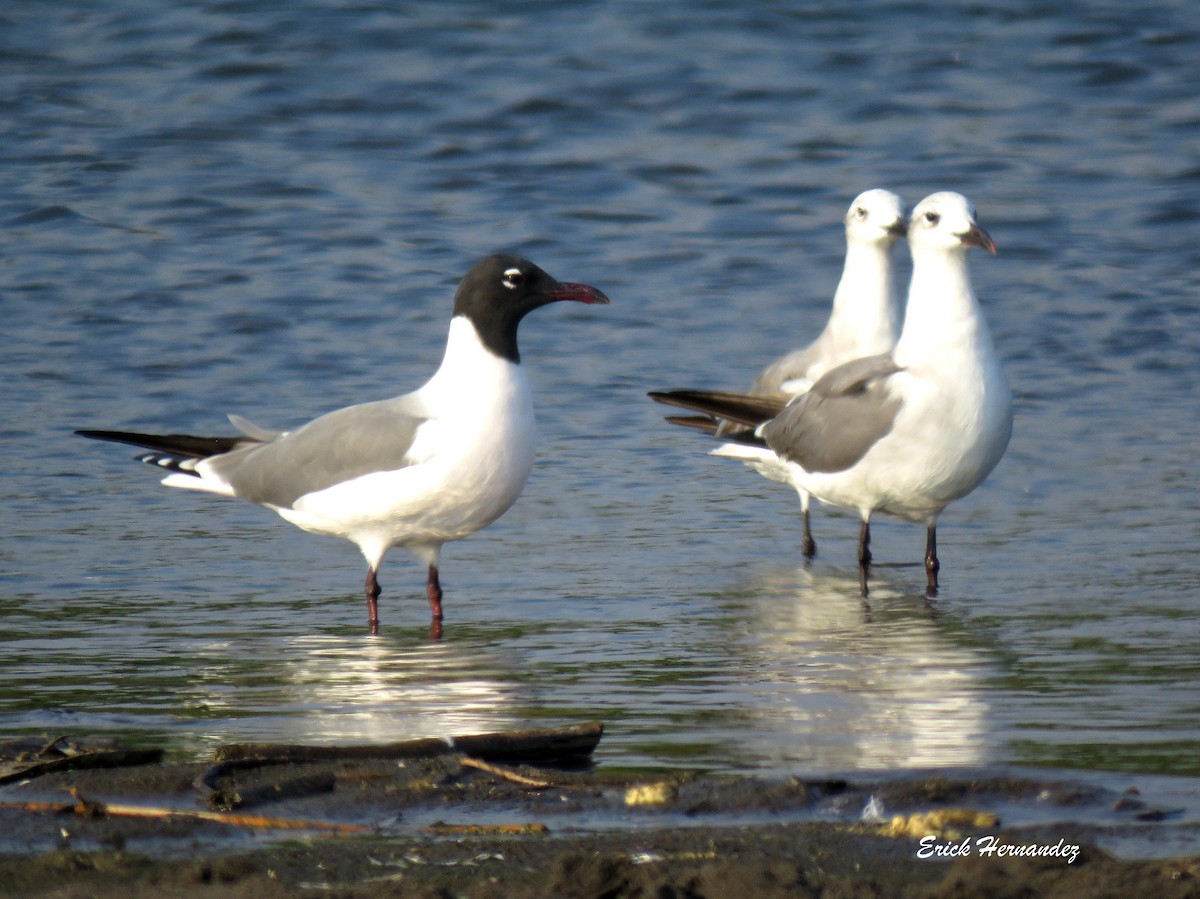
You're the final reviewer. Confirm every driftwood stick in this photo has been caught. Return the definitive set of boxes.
[0,787,370,834]
[458,755,554,789]
[426,821,549,835]
[450,721,603,762]
[192,758,336,810]
[213,736,451,764]
[0,748,164,786]
[214,721,604,764]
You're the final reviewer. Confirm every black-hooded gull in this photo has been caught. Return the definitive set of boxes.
[78,254,610,635]
[651,192,1011,597]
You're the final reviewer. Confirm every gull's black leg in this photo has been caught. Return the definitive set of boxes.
[365,568,381,635]
[857,518,872,597]
[925,524,940,597]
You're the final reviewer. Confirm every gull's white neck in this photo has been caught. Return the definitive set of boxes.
[418,315,529,409]
[824,237,899,354]
[894,246,994,369]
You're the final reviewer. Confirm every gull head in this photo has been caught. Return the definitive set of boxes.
[844,188,907,246]
[454,254,610,323]
[452,254,610,362]
[908,192,996,255]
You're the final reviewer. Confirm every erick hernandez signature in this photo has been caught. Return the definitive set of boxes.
[917,835,1081,865]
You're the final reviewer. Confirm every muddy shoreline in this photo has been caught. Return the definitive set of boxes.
[2,731,1197,897]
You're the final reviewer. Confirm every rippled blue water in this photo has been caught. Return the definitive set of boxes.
[3,1,1200,797]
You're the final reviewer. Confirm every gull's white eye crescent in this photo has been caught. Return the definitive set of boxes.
[502,267,525,290]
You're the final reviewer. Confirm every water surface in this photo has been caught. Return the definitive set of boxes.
[3,1,1200,809]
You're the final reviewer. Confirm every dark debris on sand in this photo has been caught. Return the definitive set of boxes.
[0,730,1197,898]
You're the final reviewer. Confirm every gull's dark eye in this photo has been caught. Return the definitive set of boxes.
[924,211,940,225]
[855,206,867,219]
[502,267,525,290]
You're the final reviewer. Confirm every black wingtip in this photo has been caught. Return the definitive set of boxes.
[663,414,720,435]
[648,389,786,428]
[75,428,242,459]
[76,428,145,443]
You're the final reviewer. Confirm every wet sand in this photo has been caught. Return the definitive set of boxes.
[1,732,1197,898]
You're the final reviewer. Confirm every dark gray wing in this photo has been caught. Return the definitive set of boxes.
[761,354,902,473]
[207,397,428,508]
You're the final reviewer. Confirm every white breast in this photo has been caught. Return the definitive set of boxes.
[278,317,537,557]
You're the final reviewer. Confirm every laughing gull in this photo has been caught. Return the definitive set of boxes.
[651,192,1012,597]
[699,189,906,558]
[78,254,610,635]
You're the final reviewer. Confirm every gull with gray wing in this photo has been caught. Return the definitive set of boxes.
[79,255,610,635]
[671,189,906,558]
[652,192,1011,597]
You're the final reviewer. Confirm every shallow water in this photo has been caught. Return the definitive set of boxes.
[3,0,1200,806]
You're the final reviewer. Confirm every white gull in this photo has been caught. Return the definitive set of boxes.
[652,192,1012,596]
[706,189,906,557]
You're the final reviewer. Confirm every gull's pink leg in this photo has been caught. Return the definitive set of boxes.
[427,565,444,640]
